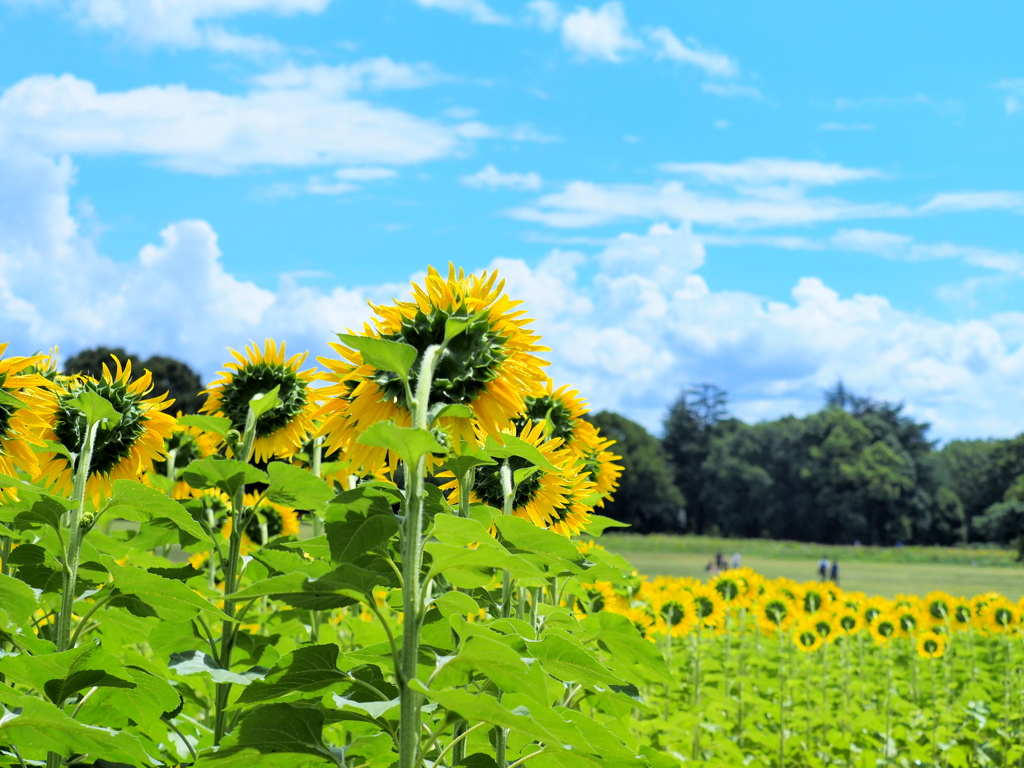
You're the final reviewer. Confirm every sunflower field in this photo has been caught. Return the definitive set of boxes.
[0,264,1020,768]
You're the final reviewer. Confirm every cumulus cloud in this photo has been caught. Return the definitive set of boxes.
[509,178,906,229]
[0,69,469,175]
[833,228,1024,274]
[700,82,763,100]
[411,0,508,24]
[560,2,641,62]
[3,155,1024,441]
[461,164,543,190]
[920,191,1024,214]
[995,79,1024,115]
[648,27,737,78]
[525,0,560,31]
[70,0,332,52]
[660,158,885,188]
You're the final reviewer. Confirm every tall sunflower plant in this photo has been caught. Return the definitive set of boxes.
[0,267,663,768]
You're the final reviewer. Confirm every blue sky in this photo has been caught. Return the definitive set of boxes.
[2,0,1024,440]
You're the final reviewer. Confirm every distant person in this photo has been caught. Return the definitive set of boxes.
[817,556,829,582]
[732,552,741,569]
[830,560,839,585]
[715,551,725,571]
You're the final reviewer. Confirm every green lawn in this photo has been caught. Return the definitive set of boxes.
[599,533,1024,599]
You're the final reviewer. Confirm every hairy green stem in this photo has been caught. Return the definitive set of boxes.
[397,344,444,768]
[494,461,515,768]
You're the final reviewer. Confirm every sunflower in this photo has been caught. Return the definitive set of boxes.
[36,358,175,502]
[441,420,586,534]
[794,619,824,653]
[916,631,947,660]
[578,580,628,614]
[987,600,1019,634]
[893,605,921,638]
[149,416,219,499]
[622,607,655,639]
[800,583,831,615]
[516,379,600,456]
[754,592,793,635]
[0,345,55,494]
[689,584,727,630]
[860,598,887,627]
[950,597,973,632]
[580,434,623,508]
[202,340,318,462]
[869,613,898,646]
[811,613,837,644]
[835,609,862,637]
[317,264,549,473]
[923,591,953,627]
[712,572,743,604]
[642,580,699,639]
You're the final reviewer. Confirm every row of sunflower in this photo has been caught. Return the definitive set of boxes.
[0,265,674,768]
[579,566,1024,658]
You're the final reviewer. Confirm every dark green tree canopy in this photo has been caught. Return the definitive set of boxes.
[587,411,686,534]
[63,346,205,414]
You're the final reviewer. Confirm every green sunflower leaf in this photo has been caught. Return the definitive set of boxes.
[0,572,40,629]
[249,384,281,418]
[0,641,136,706]
[444,308,491,342]
[0,689,151,765]
[178,414,234,438]
[358,421,447,466]
[325,485,399,563]
[233,644,349,707]
[182,456,269,497]
[483,434,557,472]
[169,650,266,686]
[577,515,629,535]
[66,389,121,427]
[493,515,584,563]
[104,479,213,543]
[194,703,335,765]
[101,555,233,623]
[337,333,418,380]
[0,475,74,511]
[265,461,334,512]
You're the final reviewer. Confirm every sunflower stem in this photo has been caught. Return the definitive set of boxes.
[46,418,100,768]
[398,343,444,768]
[493,461,515,768]
[214,403,260,746]
[310,435,324,643]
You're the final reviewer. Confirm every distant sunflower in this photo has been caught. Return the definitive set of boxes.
[440,420,583,534]
[580,434,623,508]
[987,601,1019,634]
[869,613,898,646]
[835,609,862,637]
[794,620,824,652]
[222,496,301,553]
[923,591,953,627]
[894,605,921,638]
[754,592,792,635]
[149,416,219,499]
[801,583,831,615]
[37,357,175,502]
[689,584,727,630]
[641,580,698,639]
[916,632,947,660]
[712,572,743,604]
[0,345,55,494]
[202,340,318,462]
[950,598,973,632]
[516,379,600,456]
[317,264,549,473]
[812,614,837,643]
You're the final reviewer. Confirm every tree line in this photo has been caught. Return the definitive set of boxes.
[591,382,1024,548]
[62,347,1024,547]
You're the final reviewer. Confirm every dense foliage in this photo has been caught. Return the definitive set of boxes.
[598,382,1024,547]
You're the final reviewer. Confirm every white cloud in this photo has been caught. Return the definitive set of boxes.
[412,0,508,24]
[461,164,543,190]
[660,158,884,187]
[70,0,332,51]
[820,122,875,132]
[833,228,1024,274]
[253,58,446,93]
[4,156,1024,441]
[995,79,1024,115]
[0,70,466,175]
[920,191,1024,214]
[509,172,905,229]
[333,167,398,181]
[526,0,560,31]
[648,27,737,77]
[701,82,763,100]
[560,2,641,62]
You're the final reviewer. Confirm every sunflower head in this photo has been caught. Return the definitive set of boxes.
[317,265,549,473]
[870,613,898,646]
[0,345,55,494]
[916,632,947,660]
[150,417,219,498]
[516,380,600,456]
[37,357,174,501]
[202,340,317,462]
[794,621,824,652]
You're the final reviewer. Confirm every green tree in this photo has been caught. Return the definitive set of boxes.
[64,347,205,414]
[587,411,686,534]
[662,383,728,533]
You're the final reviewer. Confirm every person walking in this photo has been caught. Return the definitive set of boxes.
[732,551,741,569]
[830,560,839,586]
[817,555,829,582]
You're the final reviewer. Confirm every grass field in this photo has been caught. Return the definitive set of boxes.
[600,533,1024,598]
